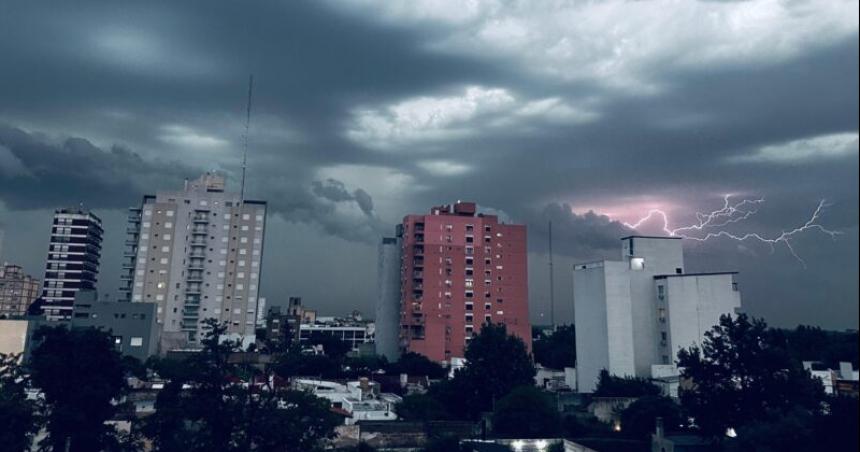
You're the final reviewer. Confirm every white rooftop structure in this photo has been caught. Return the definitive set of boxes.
[293,378,400,424]
[573,236,742,393]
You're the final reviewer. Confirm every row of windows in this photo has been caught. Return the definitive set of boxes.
[144,208,263,222]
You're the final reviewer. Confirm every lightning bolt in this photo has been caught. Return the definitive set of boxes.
[622,195,840,268]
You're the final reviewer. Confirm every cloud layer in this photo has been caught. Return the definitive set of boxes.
[0,0,856,329]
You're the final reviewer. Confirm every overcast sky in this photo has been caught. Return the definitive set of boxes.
[0,0,857,330]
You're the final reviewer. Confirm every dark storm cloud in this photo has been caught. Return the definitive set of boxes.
[0,123,190,209]
[0,0,856,328]
[526,204,631,259]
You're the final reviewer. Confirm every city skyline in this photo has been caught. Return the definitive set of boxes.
[0,0,857,330]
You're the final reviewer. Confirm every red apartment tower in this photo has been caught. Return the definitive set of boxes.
[399,201,531,362]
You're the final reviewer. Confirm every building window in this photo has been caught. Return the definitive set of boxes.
[130,337,143,347]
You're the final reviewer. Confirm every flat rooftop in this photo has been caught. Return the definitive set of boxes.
[654,271,738,279]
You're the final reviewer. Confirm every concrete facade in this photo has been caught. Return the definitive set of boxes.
[72,290,161,361]
[398,201,531,363]
[0,263,40,318]
[573,236,741,392]
[375,233,403,361]
[299,321,373,352]
[0,318,30,357]
[41,208,103,321]
[121,173,266,349]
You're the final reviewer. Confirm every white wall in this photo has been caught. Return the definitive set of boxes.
[623,237,684,376]
[573,261,635,392]
[665,273,741,360]
[573,262,610,393]
[375,238,402,361]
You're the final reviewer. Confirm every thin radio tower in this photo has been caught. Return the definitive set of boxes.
[548,220,555,329]
[240,74,254,203]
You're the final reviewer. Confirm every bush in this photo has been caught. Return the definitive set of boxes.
[593,370,661,398]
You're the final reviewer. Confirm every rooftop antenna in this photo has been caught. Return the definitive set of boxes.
[548,220,555,330]
[240,74,254,203]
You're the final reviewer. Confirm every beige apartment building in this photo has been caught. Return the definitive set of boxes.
[121,173,266,349]
[0,264,41,318]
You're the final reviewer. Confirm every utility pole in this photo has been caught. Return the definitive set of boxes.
[548,221,555,329]
[240,74,254,203]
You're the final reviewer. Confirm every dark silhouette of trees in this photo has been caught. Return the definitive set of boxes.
[618,395,683,440]
[395,393,449,422]
[433,323,536,420]
[677,314,825,443]
[386,352,446,379]
[593,370,661,398]
[143,319,339,451]
[533,325,576,369]
[768,325,859,368]
[0,353,39,452]
[29,325,127,452]
[491,386,561,438]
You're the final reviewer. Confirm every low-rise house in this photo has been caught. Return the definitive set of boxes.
[803,361,859,396]
[292,377,400,425]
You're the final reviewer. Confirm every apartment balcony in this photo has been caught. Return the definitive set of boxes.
[414,234,424,244]
[189,239,207,246]
[188,261,205,270]
[413,245,424,256]
[414,223,425,233]
[191,227,207,235]
[413,283,424,291]
[192,216,209,224]
[413,258,424,267]
[412,271,423,279]
[186,286,202,295]
[186,274,204,283]
[189,251,206,258]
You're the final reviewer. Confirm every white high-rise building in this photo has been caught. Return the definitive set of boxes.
[375,227,403,361]
[121,173,266,349]
[573,236,741,393]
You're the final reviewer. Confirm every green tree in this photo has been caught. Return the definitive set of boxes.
[387,352,446,379]
[593,370,660,398]
[436,323,536,419]
[0,353,40,452]
[395,393,449,422]
[677,314,825,441]
[274,344,341,379]
[533,325,576,369]
[769,325,859,368]
[812,395,859,450]
[618,395,683,440]
[29,325,127,452]
[144,319,339,451]
[307,332,351,360]
[491,386,561,438]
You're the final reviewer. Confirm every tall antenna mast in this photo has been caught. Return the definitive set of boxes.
[548,220,555,329]
[240,74,254,203]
